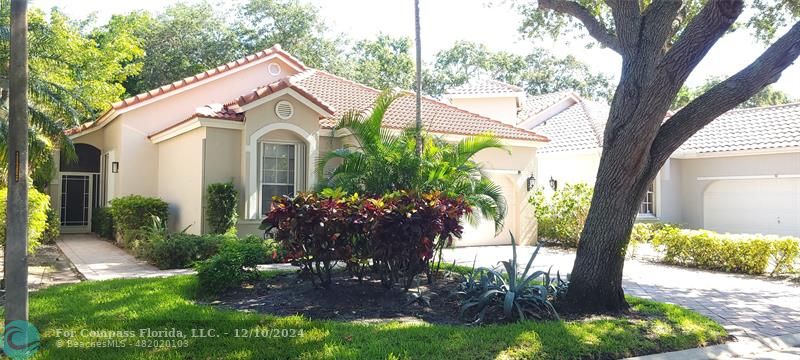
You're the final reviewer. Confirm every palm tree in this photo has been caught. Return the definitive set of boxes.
[316,91,508,231]
[413,0,423,157]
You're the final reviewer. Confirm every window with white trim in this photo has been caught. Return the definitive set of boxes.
[639,182,655,216]
[259,142,306,214]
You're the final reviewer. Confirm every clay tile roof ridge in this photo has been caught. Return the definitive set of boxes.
[110,44,302,111]
[310,70,547,142]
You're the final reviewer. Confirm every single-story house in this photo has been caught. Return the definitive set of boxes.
[445,81,800,237]
[55,45,550,246]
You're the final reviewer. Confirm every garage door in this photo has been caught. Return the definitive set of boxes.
[458,217,512,246]
[703,178,800,236]
[454,174,516,247]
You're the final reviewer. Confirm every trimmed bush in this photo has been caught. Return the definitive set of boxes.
[771,238,800,275]
[262,191,469,289]
[41,208,61,244]
[369,192,469,289]
[652,226,799,275]
[627,222,673,256]
[142,233,225,269]
[109,195,168,244]
[91,207,115,240]
[0,186,51,253]
[206,182,238,234]
[196,236,279,293]
[530,183,593,248]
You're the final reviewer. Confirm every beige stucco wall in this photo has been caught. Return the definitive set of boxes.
[668,152,800,229]
[461,145,539,246]
[157,127,206,234]
[70,57,301,208]
[537,151,602,191]
[235,94,325,236]
[202,127,243,233]
[449,96,519,126]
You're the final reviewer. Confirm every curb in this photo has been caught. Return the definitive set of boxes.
[625,333,800,359]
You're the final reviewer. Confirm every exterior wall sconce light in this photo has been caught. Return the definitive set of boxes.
[111,162,119,173]
[526,175,536,191]
[549,176,558,191]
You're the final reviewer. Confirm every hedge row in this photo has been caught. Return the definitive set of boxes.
[651,226,799,275]
[262,191,470,290]
[108,195,169,247]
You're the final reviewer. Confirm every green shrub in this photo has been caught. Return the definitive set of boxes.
[770,237,800,276]
[262,191,469,289]
[143,233,222,269]
[530,183,593,247]
[206,182,238,234]
[627,222,673,256]
[91,207,115,240]
[41,208,61,244]
[652,227,799,275]
[196,236,279,294]
[0,186,51,253]
[109,195,168,244]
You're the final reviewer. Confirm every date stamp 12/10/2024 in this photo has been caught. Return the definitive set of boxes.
[51,327,305,349]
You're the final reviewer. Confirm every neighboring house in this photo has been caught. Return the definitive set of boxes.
[55,45,549,247]
[446,80,800,237]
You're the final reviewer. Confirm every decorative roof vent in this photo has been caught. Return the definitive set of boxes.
[275,100,294,120]
[268,63,282,76]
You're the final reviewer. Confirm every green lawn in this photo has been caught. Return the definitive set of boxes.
[14,274,726,359]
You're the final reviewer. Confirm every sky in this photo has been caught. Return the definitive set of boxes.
[30,0,800,97]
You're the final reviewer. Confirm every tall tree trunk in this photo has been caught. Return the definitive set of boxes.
[413,0,423,157]
[5,0,29,324]
[534,0,800,315]
[561,147,655,313]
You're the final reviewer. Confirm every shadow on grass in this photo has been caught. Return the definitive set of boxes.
[14,276,727,360]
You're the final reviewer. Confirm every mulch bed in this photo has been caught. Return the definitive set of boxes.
[212,270,468,325]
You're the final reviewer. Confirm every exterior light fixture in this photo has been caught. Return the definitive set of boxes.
[526,175,536,191]
[111,162,119,173]
[549,176,558,191]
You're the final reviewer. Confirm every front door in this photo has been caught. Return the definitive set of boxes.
[60,174,92,233]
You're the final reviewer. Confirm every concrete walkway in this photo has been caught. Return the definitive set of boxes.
[627,333,800,359]
[442,245,800,341]
[56,234,193,281]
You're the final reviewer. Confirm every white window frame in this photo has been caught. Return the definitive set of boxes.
[258,140,300,216]
[246,122,317,220]
[638,182,656,218]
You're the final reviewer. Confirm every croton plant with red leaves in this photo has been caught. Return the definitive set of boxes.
[261,191,470,289]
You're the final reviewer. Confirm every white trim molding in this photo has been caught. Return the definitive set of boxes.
[149,117,245,144]
[246,122,317,219]
[672,146,800,159]
[697,174,800,181]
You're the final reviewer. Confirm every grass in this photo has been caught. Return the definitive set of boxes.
[11,275,726,359]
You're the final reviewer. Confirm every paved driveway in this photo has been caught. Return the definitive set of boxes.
[442,246,800,340]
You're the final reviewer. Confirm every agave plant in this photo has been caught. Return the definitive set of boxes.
[457,232,568,324]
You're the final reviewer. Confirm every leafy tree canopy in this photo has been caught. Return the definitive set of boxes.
[425,41,614,100]
[0,2,143,187]
[349,34,415,91]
